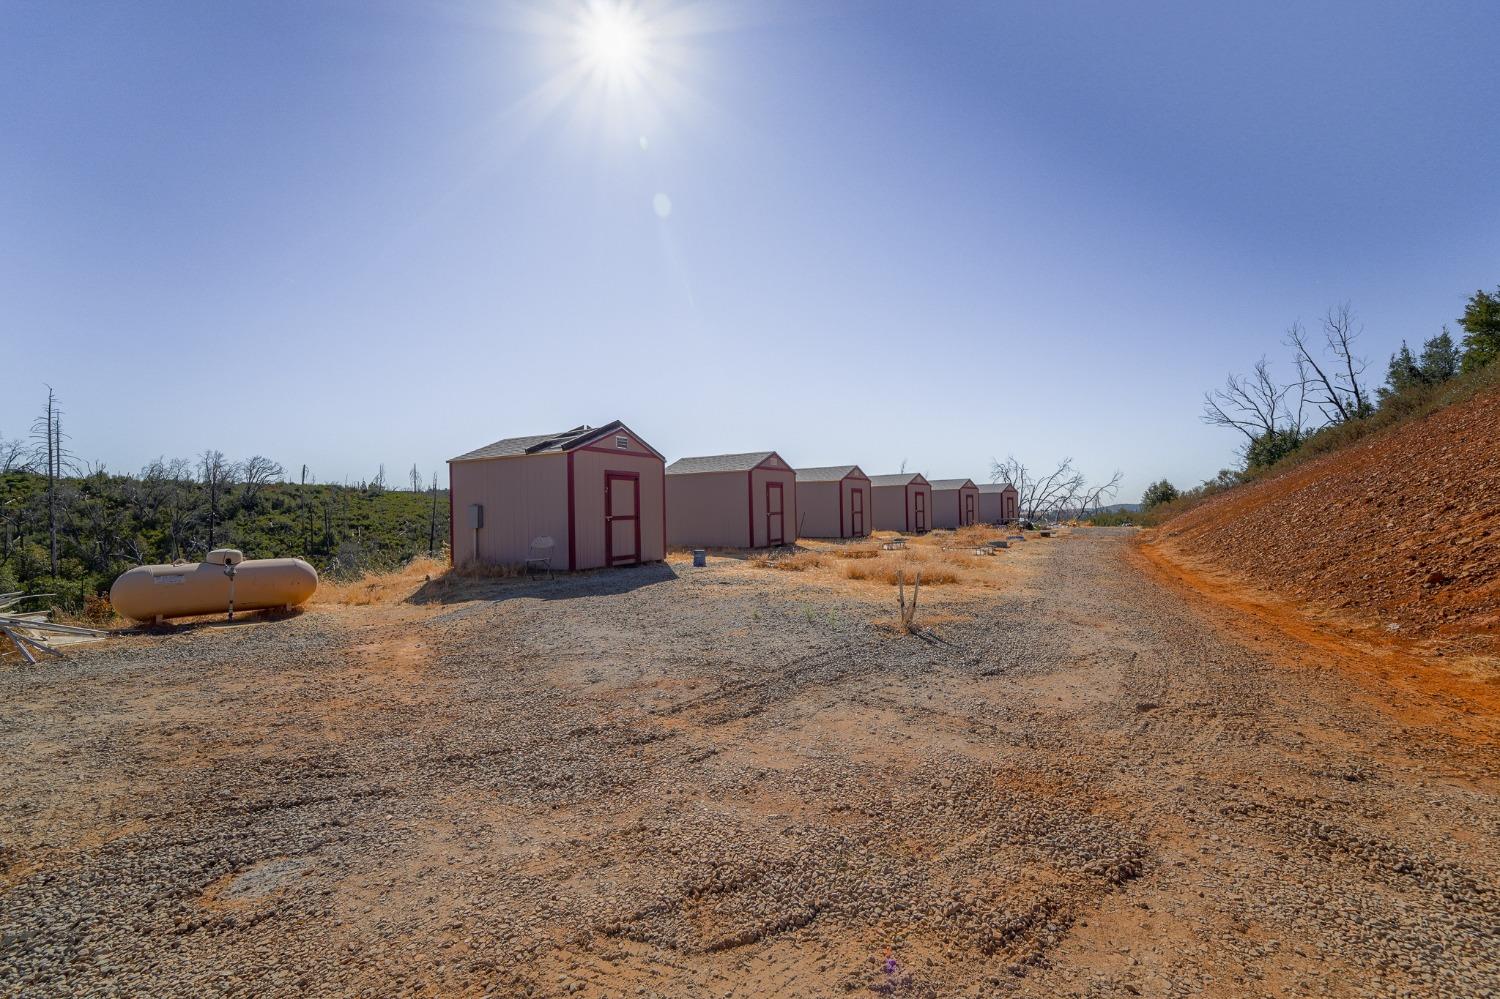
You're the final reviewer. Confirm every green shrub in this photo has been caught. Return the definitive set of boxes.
[1141,479,1180,509]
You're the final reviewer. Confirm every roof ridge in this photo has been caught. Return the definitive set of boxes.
[524,424,594,453]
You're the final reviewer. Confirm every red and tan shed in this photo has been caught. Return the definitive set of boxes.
[448,422,666,571]
[869,473,933,533]
[794,465,872,539]
[666,451,798,548]
[978,483,1020,524]
[929,478,980,529]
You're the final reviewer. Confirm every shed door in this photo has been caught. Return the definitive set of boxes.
[605,472,640,565]
[766,481,784,547]
[964,492,976,526]
[913,489,927,532]
[849,486,864,537]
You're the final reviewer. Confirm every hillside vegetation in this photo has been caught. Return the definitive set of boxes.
[0,469,449,611]
[1149,384,1500,653]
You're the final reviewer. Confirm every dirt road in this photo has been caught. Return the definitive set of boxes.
[2,529,1496,998]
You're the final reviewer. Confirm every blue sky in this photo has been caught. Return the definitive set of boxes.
[3,1,1497,500]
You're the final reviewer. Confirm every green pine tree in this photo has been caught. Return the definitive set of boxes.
[1458,287,1500,373]
[1378,340,1424,403]
[1417,328,1460,383]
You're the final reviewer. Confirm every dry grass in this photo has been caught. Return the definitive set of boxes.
[315,555,455,606]
[949,524,1007,547]
[778,531,1018,591]
[842,560,961,586]
[747,551,826,572]
[49,594,127,629]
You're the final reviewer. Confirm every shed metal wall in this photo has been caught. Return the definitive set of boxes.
[668,454,798,548]
[795,480,841,538]
[449,453,569,568]
[796,475,871,539]
[571,443,665,570]
[843,479,871,538]
[449,426,665,572]
[872,481,932,532]
[932,484,980,529]
[978,487,1020,524]
[666,471,747,548]
[747,457,797,547]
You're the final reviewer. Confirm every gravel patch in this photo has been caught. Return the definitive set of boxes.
[1,530,1495,997]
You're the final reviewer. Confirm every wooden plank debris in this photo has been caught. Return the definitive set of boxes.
[0,596,109,662]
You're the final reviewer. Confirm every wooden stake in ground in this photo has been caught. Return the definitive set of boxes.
[897,569,922,632]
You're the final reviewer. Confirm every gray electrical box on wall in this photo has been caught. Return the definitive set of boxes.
[467,503,484,530]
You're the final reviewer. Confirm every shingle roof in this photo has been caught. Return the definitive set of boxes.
[977,482,1018,493]
[450,421,640,462]
[928,478,977,491]
[795,465,866,482]
[666,452,776,475]
[869,473,928,487]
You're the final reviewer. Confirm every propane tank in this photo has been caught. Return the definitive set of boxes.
[110,550,318,623]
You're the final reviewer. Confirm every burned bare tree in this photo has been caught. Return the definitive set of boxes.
[31,387,76,576]
[0,432,31,474]
[239,455,284,509]
[989,456,1029,513]
[1028,458,1081,521]
[990,455,1093,522]
[1075,470,1124,519]
[1286,304,1371,425]
[198,450,237,551]
[1201,357,1291,445]
[1323,302,1371,417]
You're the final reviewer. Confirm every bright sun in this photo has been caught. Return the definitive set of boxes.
[577,3,649,82]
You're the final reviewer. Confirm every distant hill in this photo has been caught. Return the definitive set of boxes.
[1098,503,1142,514]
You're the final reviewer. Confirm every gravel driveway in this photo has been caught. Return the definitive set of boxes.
[2,529,1495,998]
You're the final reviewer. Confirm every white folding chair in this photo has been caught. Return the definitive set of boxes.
[525,536,555,580]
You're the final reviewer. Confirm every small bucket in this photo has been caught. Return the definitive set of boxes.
[692,549,706,568]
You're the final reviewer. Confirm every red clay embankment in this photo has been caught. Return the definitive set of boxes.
[1146,387,1500,660]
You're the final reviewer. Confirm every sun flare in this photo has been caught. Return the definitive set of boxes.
[577,3,649,82]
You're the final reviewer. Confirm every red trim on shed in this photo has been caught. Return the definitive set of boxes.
[566,452,577,571]
[568,422,666,461]
[604,471,642,566]
[766,481,785,546]
[745,469,755,547]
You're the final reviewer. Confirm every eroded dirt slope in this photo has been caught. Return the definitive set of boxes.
[1152,387,1500,654]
